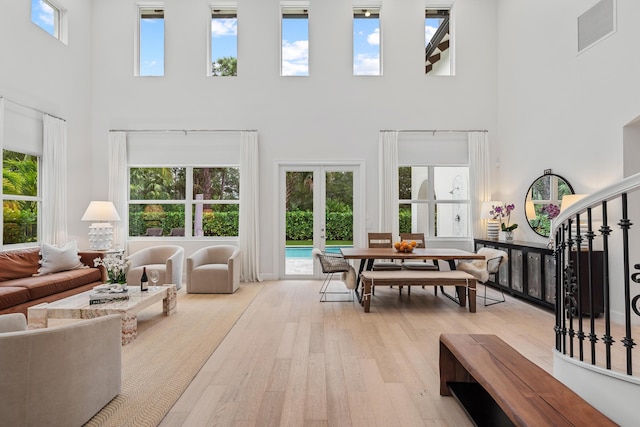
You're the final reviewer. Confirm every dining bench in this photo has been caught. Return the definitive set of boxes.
[359,270,476,313]
[439,333,616,426]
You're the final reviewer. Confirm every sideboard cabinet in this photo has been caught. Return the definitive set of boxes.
[473,239,556,310]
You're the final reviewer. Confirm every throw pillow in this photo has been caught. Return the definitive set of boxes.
[37,241,84,275]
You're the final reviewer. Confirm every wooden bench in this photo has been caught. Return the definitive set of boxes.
[439,334,616,426]
[359,270,476,313]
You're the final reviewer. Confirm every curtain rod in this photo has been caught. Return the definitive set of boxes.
[382,129,488,133]
[0,96,66,122]
[109,129,256,133]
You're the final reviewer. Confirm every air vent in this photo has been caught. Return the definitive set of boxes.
[578,0,615,52]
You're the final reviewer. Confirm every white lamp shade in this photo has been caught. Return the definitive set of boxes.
[525,201,537,219]
[481,201,503,220]
[559,194,587,214]
[81,201,121,222]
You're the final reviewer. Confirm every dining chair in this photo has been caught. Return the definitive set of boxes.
[367,232,402,271]
[457,247,508,306]
[399,232,438,271]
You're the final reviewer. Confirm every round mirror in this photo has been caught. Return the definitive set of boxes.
[525,173,574,237]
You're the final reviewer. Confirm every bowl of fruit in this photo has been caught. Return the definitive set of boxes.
[394,240,417,253]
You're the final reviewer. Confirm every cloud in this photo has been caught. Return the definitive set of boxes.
[367,28,380,46]
[37,0,54,26]
[353,53,380,75]
[281,39,309,75]
[425,25,437,44]
[211,18,237,37]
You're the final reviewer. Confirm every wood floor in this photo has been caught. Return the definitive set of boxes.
[159,281,557,426]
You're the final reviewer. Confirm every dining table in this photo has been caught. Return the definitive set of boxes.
[340,247,484,302]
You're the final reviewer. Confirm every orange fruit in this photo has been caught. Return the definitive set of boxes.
[394,241,401,249]
[410,240,417,247]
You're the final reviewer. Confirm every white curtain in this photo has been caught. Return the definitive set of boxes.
[378,131,399,238]
[239,131,261,282]
[42,114,68,245]
[468,132,491,237]
[108,132,128,251]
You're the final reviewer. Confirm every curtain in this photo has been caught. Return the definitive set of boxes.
[42,114,68,245]
[108,132,128,251]
[239,131,261,282]
[378,131,399,238]
[468,132,491,237]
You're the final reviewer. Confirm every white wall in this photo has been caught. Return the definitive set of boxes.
[89,0,499,278]
[497,0,640,243]
[0,0,94,246]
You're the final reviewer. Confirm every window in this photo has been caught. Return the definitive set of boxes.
[353,7,381,76]
[211,7,238,76]
[425,8,451,75]
[31,0,66,42]
[2,150,40,245]
[281,5,309,76]
[129,167,239,237]
[399,166,469,237]
[138,7,165,76]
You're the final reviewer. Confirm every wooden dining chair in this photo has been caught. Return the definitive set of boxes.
[367,232,402,271]
[399,232,438,271]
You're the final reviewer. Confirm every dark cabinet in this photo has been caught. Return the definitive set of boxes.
[474,239,604,313]
[474,239,555,310]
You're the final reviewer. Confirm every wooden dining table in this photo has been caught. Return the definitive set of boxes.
[340,247,484,302]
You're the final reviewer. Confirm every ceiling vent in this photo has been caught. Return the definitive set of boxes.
[578,0,615,52]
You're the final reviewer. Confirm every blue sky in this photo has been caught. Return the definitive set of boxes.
[31,0,55,36]
[39,6,438,77]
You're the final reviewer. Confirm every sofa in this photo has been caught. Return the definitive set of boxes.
[0,245,107,315]
[0,312,122,427]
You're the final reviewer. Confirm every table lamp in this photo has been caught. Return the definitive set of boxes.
[481,201,502,239]
[81,201,121,250]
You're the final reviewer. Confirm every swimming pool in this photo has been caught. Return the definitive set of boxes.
[285,246,351,258]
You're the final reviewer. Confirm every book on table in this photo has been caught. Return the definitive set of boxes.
[89,292,130,305]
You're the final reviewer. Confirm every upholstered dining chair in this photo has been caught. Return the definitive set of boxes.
[399,232,438,271]
[367,232,402,271]
[126,245,185,290]
[186,245,240,294]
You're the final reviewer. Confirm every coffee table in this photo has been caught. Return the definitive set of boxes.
[27,284,177,345]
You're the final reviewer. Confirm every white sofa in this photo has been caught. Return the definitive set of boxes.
[0,313,122,427]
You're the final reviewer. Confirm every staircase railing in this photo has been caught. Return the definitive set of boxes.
[553,172,640,375]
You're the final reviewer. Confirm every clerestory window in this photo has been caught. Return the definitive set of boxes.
[425,8,452,75]
[31,0,66,43]
[281,4,309,76]
[138,7,165,76]
[353,7,381,76]
[211,7,238,76]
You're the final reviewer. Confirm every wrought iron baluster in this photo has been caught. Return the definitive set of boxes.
[575,212,585,362]
[618,193,635,375]
[600,201,614,369]
[586,207,599,365]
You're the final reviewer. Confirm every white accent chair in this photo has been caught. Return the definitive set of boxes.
[126,245,185,290]
[457,247,509,306]
[0,313,121,427]
[186,245,241,294]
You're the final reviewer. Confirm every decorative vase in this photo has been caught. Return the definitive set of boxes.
[499,230,514,242]
[487,221,500,239]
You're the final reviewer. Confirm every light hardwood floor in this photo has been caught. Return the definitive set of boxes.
[160,280,557,426]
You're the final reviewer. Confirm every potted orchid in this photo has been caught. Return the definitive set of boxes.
[491,203,517,240]
[94,255,131,285]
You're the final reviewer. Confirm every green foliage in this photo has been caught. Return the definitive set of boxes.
[212,56,237,76]
[202,211,239,236]
[325,212,353,240]
[399,209,412,233]
[286,210,313,240]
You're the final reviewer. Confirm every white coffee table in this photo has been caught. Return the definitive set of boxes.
[27,284,177,345]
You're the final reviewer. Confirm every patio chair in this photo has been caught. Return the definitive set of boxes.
[312,249,354,302]
[145,227,163,236]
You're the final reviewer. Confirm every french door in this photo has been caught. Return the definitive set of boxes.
[279,164,361,279]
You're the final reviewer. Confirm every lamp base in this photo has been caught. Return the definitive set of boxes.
[487,221,500,239]
[88,223,114,251]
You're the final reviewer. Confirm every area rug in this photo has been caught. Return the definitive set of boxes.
[84,283,264,427]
